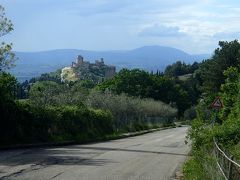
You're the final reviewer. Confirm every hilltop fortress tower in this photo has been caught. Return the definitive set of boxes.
[72,55,90,69]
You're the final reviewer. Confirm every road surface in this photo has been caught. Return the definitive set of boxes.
[0,127,189,180]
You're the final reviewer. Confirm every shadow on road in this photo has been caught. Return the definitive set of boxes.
[0,148,115,167]
[0,144,188,168]
[77,146,188,157]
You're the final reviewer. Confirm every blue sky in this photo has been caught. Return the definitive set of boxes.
[1,0,240,54]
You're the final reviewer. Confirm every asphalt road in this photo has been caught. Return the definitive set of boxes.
[0,127,189,180]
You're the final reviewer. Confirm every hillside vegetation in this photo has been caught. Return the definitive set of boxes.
[183,40,240,179]
[1,72,178,145]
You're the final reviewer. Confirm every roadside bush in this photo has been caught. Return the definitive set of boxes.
[184,117,222,179]
[87,90,177,130]
[184,106,197,120]
[0,99,20,144]
[52,106,114,141]
[0,100,53,144]
[215,115,240,148]
[29,81,88,107]
[0,100,114,146]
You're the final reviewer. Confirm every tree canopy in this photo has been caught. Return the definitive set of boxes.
[0,5,15,71]
[199,40,240,94]
[97,68,193,117]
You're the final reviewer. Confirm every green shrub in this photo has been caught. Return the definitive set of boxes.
[0,100,114,146]
[184,106,197,121]
[87,90,177,130]
[48,106,114,142]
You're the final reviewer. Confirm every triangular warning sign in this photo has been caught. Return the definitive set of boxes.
[211,97,223,109]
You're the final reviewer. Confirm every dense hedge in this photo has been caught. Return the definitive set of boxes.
[0,100,113,145]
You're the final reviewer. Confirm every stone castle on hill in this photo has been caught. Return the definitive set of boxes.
[61,55,116,83]
[71,55,116,79]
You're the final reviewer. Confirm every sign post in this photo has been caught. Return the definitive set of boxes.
[211,97,223,127]
[211,97,223,110]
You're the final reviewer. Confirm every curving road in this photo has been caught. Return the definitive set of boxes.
[0,127,189,180]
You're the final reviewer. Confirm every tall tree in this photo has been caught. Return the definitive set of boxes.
[200,40,240,94]
[0,5,16,101]
[0,5,15,71]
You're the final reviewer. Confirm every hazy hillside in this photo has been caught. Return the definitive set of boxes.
[10,46,210,82]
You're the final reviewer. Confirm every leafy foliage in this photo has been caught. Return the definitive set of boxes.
[198,40,240,94]
[97,68,193,117]
[87,90,177,130]
[164,61,199,77]
[0,102,114,144]
[0,5,15,71]
[29,81,89,107]
[0,72,17,101]
[184,40,240,178]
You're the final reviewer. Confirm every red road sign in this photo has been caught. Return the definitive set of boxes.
[211,97,223,109]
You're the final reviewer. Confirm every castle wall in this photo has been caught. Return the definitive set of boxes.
[105,66,116,79]
[76,55,84,65]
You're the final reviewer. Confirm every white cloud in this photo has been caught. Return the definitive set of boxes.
[138,24,186,37]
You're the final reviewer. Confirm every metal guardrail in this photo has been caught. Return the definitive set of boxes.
[213,138,240,180]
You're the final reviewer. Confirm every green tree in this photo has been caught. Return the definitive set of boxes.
[29,80,89,107]
[29,81,62,107]
[0,5,15,71]
[164,61,196,77]
[200,40,240,94]
[97,69,192,117]
[97,69,152,98]
[0,72,17,101]
[219,67,239,119]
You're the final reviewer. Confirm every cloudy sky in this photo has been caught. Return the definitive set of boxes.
[1,0,240,54]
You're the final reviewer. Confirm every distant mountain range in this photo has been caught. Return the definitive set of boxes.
[10,45,211,82]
